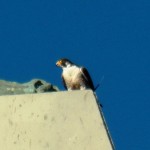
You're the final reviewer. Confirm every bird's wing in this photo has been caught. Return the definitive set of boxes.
[61,75,67,90]
[80,67,94,91]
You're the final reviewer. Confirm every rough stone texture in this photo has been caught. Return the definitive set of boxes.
[0,79,59,95]
[0,90,114,150]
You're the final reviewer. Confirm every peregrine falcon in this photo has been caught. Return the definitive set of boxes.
[56,58,95,91]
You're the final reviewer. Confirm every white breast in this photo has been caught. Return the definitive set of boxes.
[63,66,80,79]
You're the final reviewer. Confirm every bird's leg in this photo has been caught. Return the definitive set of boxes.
[67,88,73,91]
[80,86,86,90]
[80,81,86,90]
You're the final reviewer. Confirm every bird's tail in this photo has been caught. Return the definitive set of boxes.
[93,75,104,108]
[94,75,104,91]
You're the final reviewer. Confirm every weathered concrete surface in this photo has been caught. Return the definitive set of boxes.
[0,79,59,95]
[0,90,114,150]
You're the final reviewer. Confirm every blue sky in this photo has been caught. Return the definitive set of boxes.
[0,0,150,149]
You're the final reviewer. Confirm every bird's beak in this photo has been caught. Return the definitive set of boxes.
[56,60,61,67]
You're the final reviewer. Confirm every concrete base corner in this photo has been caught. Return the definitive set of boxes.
[0,90,114,150]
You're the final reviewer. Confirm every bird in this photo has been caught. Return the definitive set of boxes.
[56,58,95,91]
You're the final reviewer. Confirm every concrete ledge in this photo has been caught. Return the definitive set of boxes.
[0,90,113,150]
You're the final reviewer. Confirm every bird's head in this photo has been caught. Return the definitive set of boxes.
[56,58,74,68]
